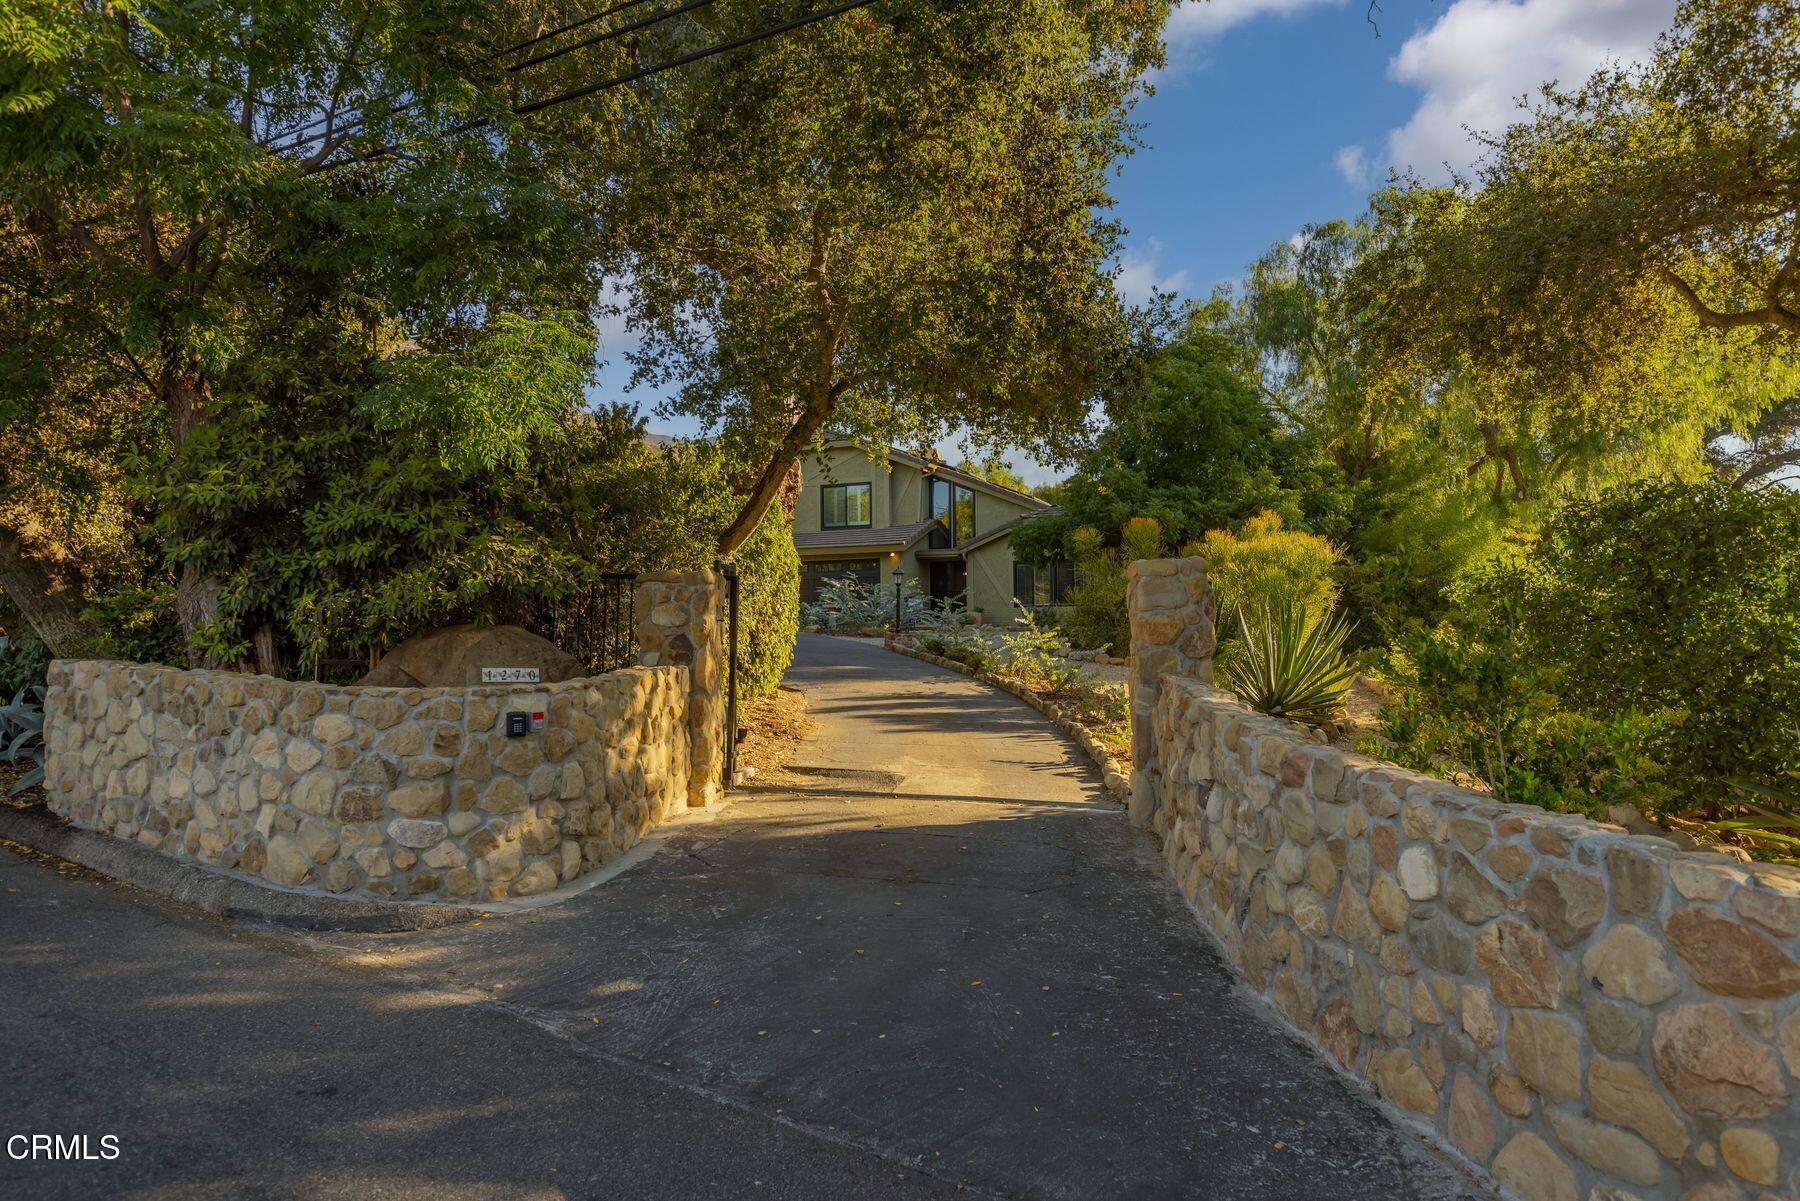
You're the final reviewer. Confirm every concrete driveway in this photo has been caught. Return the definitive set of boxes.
[0,634,1482,1199]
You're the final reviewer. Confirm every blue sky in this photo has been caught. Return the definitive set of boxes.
[608,0,1677,483]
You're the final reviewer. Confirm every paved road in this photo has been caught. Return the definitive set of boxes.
[0,634,1482,1200]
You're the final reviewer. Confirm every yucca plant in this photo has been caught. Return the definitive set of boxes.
[1,684,47,796]
[1222,600,1358,722]
[1707,732,1800,863]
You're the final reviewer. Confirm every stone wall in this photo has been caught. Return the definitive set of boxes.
[43,660,690,904]
[635,568,728,807]
[1131,556,1800,1201]
[1126,557,1216,829]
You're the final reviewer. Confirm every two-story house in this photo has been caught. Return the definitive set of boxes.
[793,440,1076,621]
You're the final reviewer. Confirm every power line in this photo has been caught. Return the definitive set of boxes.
[272,0,674,154]
[308,0,883,175]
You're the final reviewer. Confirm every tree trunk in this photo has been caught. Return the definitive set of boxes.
[715,390,836,559]
[166,371,226,668]
[0,526,102,658]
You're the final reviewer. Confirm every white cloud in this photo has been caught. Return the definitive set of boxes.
[1384,0,1675,179]
[1166,0,1347,47]
[1115,241,1192,305]
[1334,144,1371,187]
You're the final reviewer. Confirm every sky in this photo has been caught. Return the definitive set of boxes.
[607,0,1679,484]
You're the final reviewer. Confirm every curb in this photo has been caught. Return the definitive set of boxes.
[880,637,1132,802]
[0,804,487,932]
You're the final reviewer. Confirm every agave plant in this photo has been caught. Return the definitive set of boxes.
[1707,743,1800,863]
[1,683,46,795]
[1222,601,1358,722]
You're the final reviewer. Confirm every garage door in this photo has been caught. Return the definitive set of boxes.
[800,558,881,603]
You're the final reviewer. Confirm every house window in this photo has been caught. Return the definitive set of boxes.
[927,478,974,547]
[800,558,880,603]
[1013,561,1078,607]
[821,483,872,529]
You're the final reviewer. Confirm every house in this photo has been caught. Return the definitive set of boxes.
[793,440,1076,621]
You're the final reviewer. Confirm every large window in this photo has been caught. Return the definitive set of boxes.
[927,478,975,547]
[1013,561,1079,607]
[800,558,880,603]
[821,482,872,529]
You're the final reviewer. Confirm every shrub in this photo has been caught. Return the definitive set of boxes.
[995,610,1081,695]
[1514,480,1800,817]
[731,502,801,699]
[802,576,926,631]
[1191,510,1341,631]
[1062,517,1164,652]
[1,681,46,796]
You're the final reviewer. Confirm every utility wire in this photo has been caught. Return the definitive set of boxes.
[308,0,882,174]
[272,0,672,153]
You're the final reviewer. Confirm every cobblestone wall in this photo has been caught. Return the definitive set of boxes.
[634,568,728,808]
[1132,556,1800,1201]
[1127,556,1215,828]
[43,660,690,904]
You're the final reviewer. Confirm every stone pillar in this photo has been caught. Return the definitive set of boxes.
[1126,556,1215,828]
[634,569,728,808]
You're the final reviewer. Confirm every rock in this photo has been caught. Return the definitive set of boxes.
[380,723,424,756]
[1524,866,1606,947]
[1463,984,1498,1049]
[1545,1109,1662,1187]
[1371,823,1398,869]
[321,860,360,893]
[1315,996,1358,1067]
[1584,1000,1644,1055]
[1608,846,1665,917]
[483,777,529,814]
[1448,1072,1495,1161]
[284,740,322,773]
[312,714,355,745]
[1718,1127,1778,1187]
[422,841,467,870]
[1447,852,1506,925]
[1413,912,1475,974]
[361,623,583,687]
[444,866,478,896]
[1671,859,1743,902]
[1665,908,1800,998]
[1398,846,1439,900]
[1476,919,1561,1008]
[1491,1068,1532,1118]
[1582,922,1681,1005]
[333,786,383,824]
[1489,842,1534,882]
[1492,1132,1576,1201]
[1332,881,1383,954]
[1588,1058,1690,1161]
[1781,1009,1800,1076]
[1370,873,1409,931]
[386,818,448,848]
[1372,1048,1438,1113]
[1653,1004,1790,1118]
[262,834,310,888]
[1733,885,1800,937]
[290,770,337,817]
[387,782,448,819]
[1507,1010,1582,1101]
[512,860,559,896]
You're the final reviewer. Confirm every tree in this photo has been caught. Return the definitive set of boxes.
[1,0,605,665]
[955,455,1034,496]
[1708,397,1800,491]
[590,2,1170,558]
[1013,315,1307,566]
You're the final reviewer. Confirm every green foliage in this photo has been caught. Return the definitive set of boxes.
[1192,510,1341,632]
[1707,758,1800,864]
[995,610,1080,696]
[1015,321,1306,565]
[1057,517,1165,654]
[1379,481,1800,820]
[801,576,925,632]
[1223,601,1357,723]
[728,499,801,700]
[0,679,46,795]
[0,633,48,698]
[1377,595,1672,817]
[1512,480,1800,816]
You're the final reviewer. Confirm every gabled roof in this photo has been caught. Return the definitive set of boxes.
[816,439,1051,511]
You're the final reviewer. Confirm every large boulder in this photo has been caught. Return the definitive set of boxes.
[360,624,585,688]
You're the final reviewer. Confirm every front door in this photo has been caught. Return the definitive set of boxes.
[928,560,967,609]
